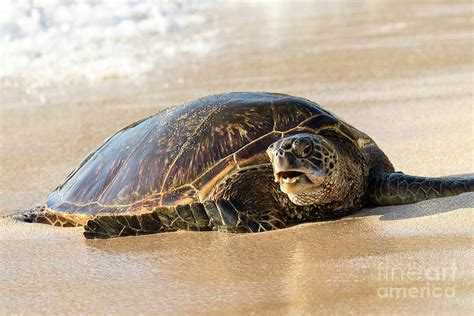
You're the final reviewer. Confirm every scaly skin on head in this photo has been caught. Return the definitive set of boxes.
[267,133,369,207]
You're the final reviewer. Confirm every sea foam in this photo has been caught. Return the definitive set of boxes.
[0,0,214,89]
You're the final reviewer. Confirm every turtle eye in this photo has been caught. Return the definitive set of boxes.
[292,137,313,158]
[280,139,292,150]
[302,143,313,157]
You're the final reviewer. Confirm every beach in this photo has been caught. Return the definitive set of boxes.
[1,1,473,314]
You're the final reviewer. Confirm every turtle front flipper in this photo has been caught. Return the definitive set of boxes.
[83,200,286,239]
[200,200,286,233]
[368,172,474,206]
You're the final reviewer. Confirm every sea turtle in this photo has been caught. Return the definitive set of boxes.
[13,92,473,238]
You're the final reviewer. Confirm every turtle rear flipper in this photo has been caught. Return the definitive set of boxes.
[11,206,84,227]
[83,200,286,239]
[368,172,474,206]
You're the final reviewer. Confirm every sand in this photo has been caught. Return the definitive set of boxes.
[1,1,473,315]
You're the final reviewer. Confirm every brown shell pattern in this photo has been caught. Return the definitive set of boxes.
[47,92,359,214]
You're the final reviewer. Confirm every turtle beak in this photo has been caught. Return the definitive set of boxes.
[274,167,324,185]
[274,169,324,184]
[271,154,325,194]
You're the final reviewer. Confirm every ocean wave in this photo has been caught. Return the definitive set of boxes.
[0,0,215,87]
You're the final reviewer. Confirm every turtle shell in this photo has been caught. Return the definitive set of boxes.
[47,92,365,215]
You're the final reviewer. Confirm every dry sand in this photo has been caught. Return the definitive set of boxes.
[1,1,473,315]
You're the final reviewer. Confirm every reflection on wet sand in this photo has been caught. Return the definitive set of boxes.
[80,207,471,315]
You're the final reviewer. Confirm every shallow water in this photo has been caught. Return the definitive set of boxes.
[1,1,473,314]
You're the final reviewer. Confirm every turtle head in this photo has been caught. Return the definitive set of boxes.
[267,133,340,206]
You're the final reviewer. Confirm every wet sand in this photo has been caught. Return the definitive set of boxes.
[1,1,473,315]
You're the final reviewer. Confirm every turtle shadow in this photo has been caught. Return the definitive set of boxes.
[353,192,473,221]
